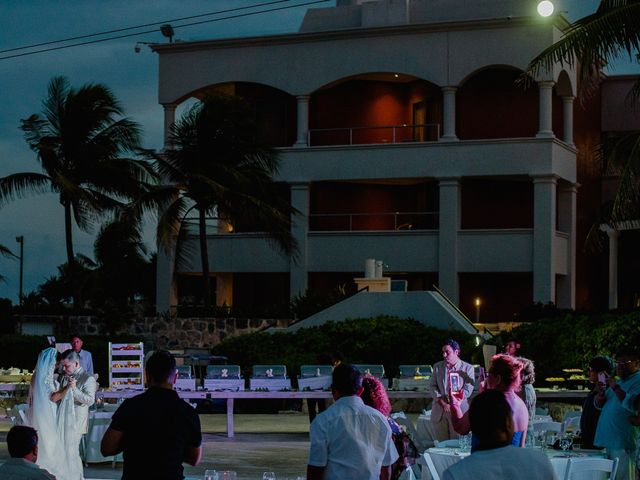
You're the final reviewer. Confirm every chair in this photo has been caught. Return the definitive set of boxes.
[562,415,580,433]
[434,439,460,448]
[422,452,441,480]
[534,421,562,433]
[390,411,419,441]
[7,403,28,426]
[563,457,618,480]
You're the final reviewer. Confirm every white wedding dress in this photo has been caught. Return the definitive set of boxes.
[27,347,84,480]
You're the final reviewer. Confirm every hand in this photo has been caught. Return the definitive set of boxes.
[68,377,77,389]
[441,400,451,414]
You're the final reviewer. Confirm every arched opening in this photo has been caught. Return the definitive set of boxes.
[309,73,442,145]
[189,82,296,147]
[457,67,538,140]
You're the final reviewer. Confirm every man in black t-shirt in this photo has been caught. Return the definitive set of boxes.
[101,350,202,480]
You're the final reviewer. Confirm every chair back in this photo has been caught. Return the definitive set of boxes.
[434,439,460,448]
[422,452,441,480]
[563,457,618,480]
[534,421,562,433]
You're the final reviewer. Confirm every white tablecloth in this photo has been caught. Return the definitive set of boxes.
[85,410,123,463]
[419,447,607,480]
[416,411,437,449]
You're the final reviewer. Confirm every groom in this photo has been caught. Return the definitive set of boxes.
[51,350,97,455]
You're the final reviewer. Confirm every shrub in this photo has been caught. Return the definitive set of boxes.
[212,316,479,380]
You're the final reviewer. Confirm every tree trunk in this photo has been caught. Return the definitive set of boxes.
[198,207,212,310]
[63,200,75,266]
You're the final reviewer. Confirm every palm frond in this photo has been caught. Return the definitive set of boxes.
[157,196,193,253]
[0,172,53,206]
[524,1,640,84]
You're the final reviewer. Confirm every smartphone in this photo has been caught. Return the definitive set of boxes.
[449,372,462,392]
[597,372,607,385]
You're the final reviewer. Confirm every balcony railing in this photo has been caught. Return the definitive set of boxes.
[308,123,440,147]
[309,211,438,231]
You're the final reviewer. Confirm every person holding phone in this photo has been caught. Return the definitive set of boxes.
[429,339,475,441]
[579,356,614,450]
[593,349,640,480]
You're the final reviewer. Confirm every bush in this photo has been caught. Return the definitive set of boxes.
[212,316,479,381]
[510,311,640,382]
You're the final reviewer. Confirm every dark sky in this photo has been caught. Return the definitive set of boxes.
[0,0,634,302]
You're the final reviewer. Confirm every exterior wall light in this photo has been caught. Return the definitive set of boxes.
[537,0,555,17]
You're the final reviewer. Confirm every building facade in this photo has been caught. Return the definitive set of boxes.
[152,0,634,321]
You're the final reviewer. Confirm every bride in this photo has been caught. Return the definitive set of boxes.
[27,347,84,480]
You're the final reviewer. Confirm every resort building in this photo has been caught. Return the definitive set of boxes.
[153,0,638,321]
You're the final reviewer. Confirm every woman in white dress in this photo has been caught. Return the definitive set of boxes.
[27,347,84,480]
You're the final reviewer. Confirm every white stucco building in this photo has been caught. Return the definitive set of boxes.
[152,0,636,321]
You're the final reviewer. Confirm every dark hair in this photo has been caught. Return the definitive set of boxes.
[7,426,38,458]
[331,364,362,396]
[616,348,640,361]
[469,390,513,448]
[60,349,80,363]
[589,356,614,375]
[145,350,177,384]
[444,339,460,352]
[70,334,81,340]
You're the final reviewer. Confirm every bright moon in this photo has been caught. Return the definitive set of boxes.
[537,0,555,17]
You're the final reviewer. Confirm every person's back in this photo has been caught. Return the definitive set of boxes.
[307,364,398,480]
[0,426,57,480]
[442,445,555,480]
[113,388,200,479]
[101,350,202,480]
[445,390,556,480]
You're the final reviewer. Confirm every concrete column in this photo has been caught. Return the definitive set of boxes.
[604,227,620,310]
[162,103,177,150]
[557,183,578,309]
[438,178,460,304]
[440,87,459,141]
[562,96,575,145]
[295,95,310,147]
[156,103,179,313]
[536,81,555,138]
[290,183,310,298]
[532,175,558,304]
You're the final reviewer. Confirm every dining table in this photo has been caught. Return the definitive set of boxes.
[418,446,607,480]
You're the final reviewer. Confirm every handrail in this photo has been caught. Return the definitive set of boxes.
[308,123,440,146]
[431,284,478,331]
[309,211,438,231]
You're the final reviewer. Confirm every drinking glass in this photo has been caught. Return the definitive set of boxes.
[204,470,218,480]
[263,472,277,480]
[220,472,236,480]
[559,436,572,452]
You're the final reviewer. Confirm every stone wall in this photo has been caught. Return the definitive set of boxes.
[17,314,290,349]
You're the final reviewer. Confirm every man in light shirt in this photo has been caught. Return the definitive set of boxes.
[70,334,94,375]
[429,339,475,441]
[307,364,398,480]
[0,426,57,479]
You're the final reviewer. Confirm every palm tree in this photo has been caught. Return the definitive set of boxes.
[138,92,297,310]
[0,244,16,283]
[524,0,640,225]
[0,76,153,270]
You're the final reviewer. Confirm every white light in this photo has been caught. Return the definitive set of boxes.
[537,0,554,17]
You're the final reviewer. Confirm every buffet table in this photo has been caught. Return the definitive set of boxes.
[99,389,427,438]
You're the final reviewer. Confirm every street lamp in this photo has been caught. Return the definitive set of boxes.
[474,297,481,323]
[15,236,23,305]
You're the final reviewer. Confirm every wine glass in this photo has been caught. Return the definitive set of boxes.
[204,470,218,480]
[219,472,236,480]
[263,472,277,480]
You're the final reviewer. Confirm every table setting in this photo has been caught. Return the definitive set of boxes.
[418,435,607,480]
